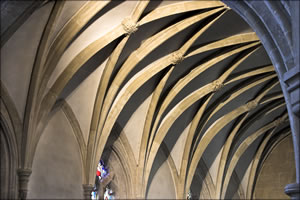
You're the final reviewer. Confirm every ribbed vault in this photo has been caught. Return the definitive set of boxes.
[1,1,294,199]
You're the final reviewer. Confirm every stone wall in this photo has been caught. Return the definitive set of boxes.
[254,135,296,199]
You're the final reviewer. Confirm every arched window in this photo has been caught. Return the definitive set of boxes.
[91,160,110,199]
[104,186,114,200]
[96,160,109,181]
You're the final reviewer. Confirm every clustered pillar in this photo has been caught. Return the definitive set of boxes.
[284,0,300,199]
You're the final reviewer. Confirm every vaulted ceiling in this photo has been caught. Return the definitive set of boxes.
[1,1,292,199]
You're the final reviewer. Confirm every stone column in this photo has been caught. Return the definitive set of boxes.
[17,168,32,200]
[83,184,94,199]
[284,67,300,183]
[284,0,300,199]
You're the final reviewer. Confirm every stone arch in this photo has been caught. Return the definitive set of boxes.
[247,129,291,199]
[0,83,22,161]
[253,131,295,199]
[160,142,180,199]
[27,104,84,199]
[222,1,299,195]
[197,158,215,199]
[54,100,87,184]
[0,98,19,199]
[0,116,19,199]
[222,1,292,75]
[1,1,298,199]
[94,123,137,199]
[110,131,136,198]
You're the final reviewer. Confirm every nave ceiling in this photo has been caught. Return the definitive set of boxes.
[0,1,294,199]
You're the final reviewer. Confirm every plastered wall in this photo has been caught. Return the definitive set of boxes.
[1,2,53,120]
[146,148,176,199]
[27,109,83,199]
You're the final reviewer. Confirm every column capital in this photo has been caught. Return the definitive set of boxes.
[285,183,300,200]
[17,168,32,176]
[83,184,94,200]
[17,168,32,200]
